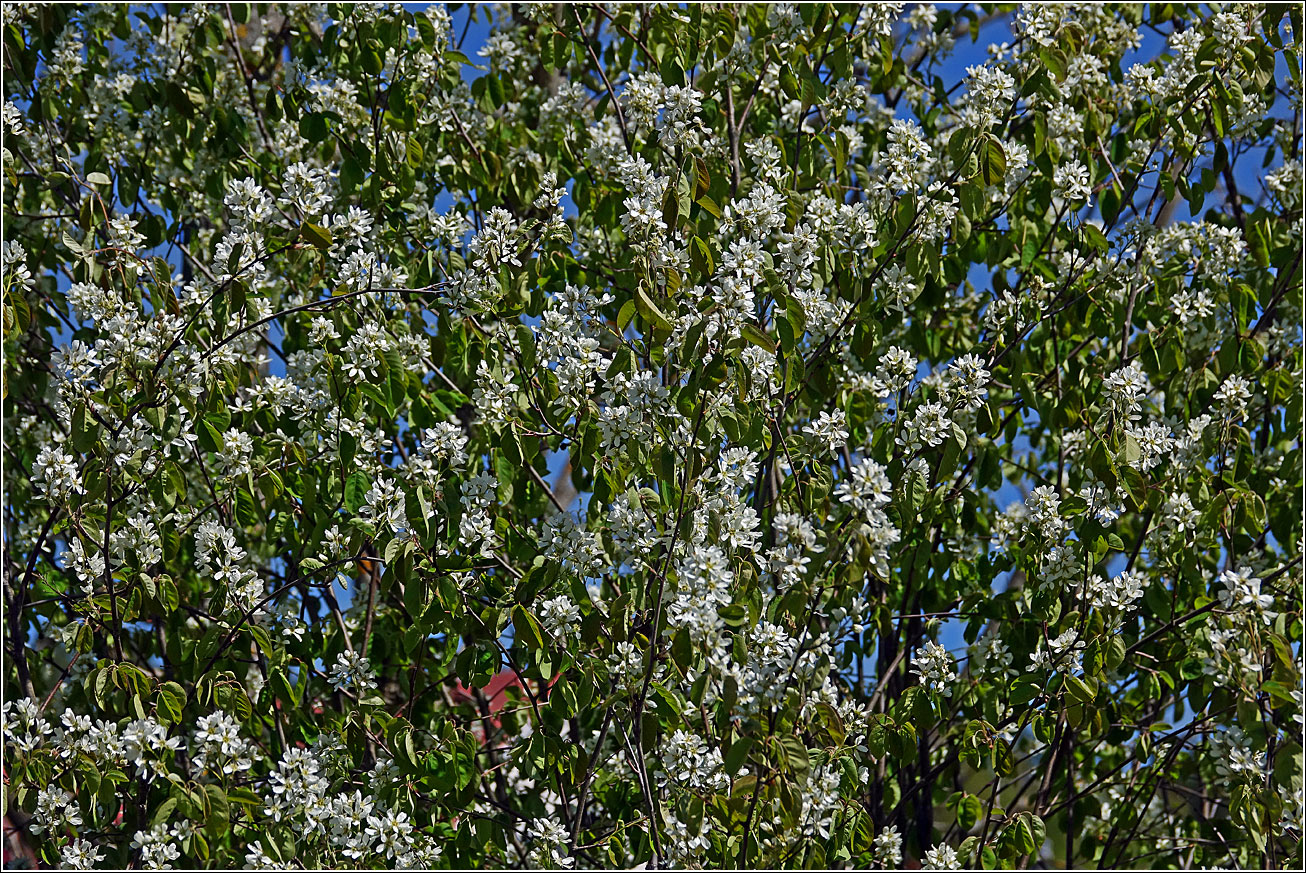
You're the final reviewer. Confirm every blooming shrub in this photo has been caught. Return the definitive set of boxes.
[2,2,1303,869]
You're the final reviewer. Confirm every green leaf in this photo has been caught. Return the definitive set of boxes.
[486,74,506,108]
[670,626,693,671]
[1009,678,1041,706]
[695,193,722,219]
[1022,812,1046,853]
[197,419,224,454]
[272,669,301,708]
[345,471,371,514]
[157,681,186,724]
[202,783,229,833]
[981,136,1006,186]
[690,235,715,277]
[71,403,96,452]
[780,68,800,99]
[693,157,710,198]
[151,796,178,828]
[956,793,982,831]
[739,323,775,354]
[226,787,262,808]
[513,605,545,649]
[1065,674,1096,705]
[235,489,258,527]
[994,738,1014,776]
[299,111,328,143]
[617,299,637,332]
[1021,233,1041,270]
[634,287,673,332]
[725,737,753,776]
[300,222,333,250]
[1079,222,1107,254]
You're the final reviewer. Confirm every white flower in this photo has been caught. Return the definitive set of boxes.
[946,354,990,410]
[2,100,25,137]
[882,119,930,192]
[60,839,105,870]
[245,845,279,870]
[538,511,606,576]
[1216,567,1276,623]
[924,842,962,869]
[51,339,101,382]
[359,476,406,534]
[283,161,331,215]
[875,264,920,314]
[661,729,731,792]
[1028,629,1087,675]
[1089,568,1147,613]
[192,711,257,775]
[526,818,575,869]
[1212,375,1252,418]
[225,177,273,224]
[873,346,917,395]
[804,409,849,456]
[32,446,83,501]
[131,823,180,870]
[835,457,892,518]
[872,824,903,866]
[898,402,951,453]
[1211,726,1265,784]
[329,650,376,692]
[1025,485,1066,540]
[31,786,81,834]
[666,545,734,645]
[537,594,582,642]
[972,634,1015,678]
[420,420,469,470]
[911,641,957,696]
[365,807,416,860]
[964,64,1015,127]
[1053,159,1092,201]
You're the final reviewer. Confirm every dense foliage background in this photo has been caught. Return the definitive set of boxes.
[3,2,1303,869]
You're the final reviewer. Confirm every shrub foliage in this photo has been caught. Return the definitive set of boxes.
[2,3,1303,870]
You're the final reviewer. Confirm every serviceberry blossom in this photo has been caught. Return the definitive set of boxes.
[876,264,920,314]
[1213,374,1253,418]
[972,635,1016,679]
[898,402,952,453]
[1025,486,1067,540]
[1089,568,1147,613]
[1053,160,1092,201]
[1029,630,1088,675]
[30,786,81,834]
[329,651,376,692]
[924,843,963,870]
[661,729,731,791]
[32,446,82,501]
[226,177,274,224]
[60,839,105,871]
[946,353,990,410]
[912,641,958,696]
[804,408,849,456]
[538,594,582,642]
[1216,566,1276,623]
[130,824,181,870]
[526,819,575,869]
[872,825,903,867]
[1102,360,1151,422]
